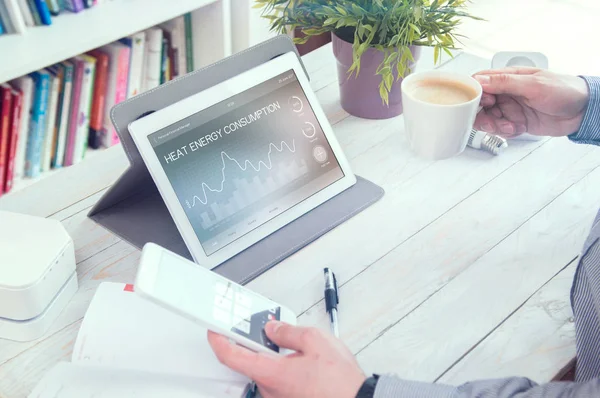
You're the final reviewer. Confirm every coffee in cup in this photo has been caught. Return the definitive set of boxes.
[408,78,479,105]
[401,71,483,160]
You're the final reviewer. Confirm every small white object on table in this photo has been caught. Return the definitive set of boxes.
[1,44,598,396]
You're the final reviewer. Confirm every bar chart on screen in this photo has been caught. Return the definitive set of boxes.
[197,158,309,229]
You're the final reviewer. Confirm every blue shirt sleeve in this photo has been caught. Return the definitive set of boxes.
[569,76,600,145]
[374,374,600,397]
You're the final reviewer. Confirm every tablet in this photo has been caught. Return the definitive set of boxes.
[128,51,356,269]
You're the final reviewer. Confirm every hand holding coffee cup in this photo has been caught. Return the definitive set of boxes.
[401,71,483,160]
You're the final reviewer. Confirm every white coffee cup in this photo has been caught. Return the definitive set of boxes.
[401,70,483,160]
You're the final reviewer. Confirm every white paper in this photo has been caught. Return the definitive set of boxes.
[29,362,248,398]
[71,282,248,385]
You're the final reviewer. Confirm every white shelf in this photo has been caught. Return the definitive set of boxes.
[0,0,219,83]
[9,147,106,195]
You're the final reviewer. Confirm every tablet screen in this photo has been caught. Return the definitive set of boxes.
[148,70,345,255]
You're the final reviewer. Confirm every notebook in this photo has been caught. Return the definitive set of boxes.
[30,282,252,397]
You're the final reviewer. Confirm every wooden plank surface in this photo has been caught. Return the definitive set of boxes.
[1,44,597,397]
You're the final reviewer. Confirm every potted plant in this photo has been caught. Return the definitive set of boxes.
[255,0,480,119]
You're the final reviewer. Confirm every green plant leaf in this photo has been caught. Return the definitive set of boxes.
[379,82,389,106]
[252,0,483,104]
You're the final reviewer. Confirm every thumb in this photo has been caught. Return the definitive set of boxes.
[475,74,538,98]
[265,322,323,353]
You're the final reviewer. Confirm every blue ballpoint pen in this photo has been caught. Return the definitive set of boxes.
[324,268,339,337]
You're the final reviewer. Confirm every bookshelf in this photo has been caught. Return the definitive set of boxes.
[0,0,232,84]
[0,0,234,198]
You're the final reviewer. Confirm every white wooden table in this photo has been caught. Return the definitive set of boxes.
[2,44,599,397]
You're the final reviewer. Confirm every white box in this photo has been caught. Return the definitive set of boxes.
[0,272,78,342]
[0,211,77,341]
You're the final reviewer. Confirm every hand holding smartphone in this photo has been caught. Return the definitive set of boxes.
[134,243,297,354]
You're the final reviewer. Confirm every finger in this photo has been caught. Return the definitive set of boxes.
[480,93,496,107]
[496,95,528,125]
[265,322,326,354]
[474,67,541,76]
[490,106,503,118]
[207,331,279,380]
[474,110,498,133]
[494,118,517,137]
[474,73,539,98]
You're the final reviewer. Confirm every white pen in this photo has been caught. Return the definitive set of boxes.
[323,268,339,338]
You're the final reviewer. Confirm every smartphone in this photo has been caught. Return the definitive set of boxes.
[134,243,297,354]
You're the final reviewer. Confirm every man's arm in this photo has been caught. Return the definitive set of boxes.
[569,76,600,145]
[374,374,600,397]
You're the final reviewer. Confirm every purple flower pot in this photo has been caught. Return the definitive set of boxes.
[332,33,421,119]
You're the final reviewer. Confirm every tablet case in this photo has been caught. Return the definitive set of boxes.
[88,35,384,285]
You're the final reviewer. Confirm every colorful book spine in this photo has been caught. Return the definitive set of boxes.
[0,85,13,195]
[53,62,73,168]
[5,0,27,33]
[142,28,162,92]
[64,58,83,166]
[17,0,35,26]
[100,42,130,147]
[10,75,33,181]
[61,0,84,12]
[47,64,62,166]
[160,35,169,84]
[41,71,60,172]
[162,16,187,78]
[0,2,16,33]
[4,89,23,193]
[33,0,52,25]
[184,13,194,73]
[120,32,145,98]
[72,55,96,163]
[25,71,50,178]
[46,0,61,15]
[27,0,42,26]
[87,50,108,149]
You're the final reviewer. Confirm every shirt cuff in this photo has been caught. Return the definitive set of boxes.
[374,375,455,398]
[569,76,600,144]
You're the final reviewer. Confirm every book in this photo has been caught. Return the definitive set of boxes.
[87,50,108,150]
[33,0,52,25]
[0,2,16,33]
[26,0,42,25]
[46,0,61,15]
[47,64,63,167]
[161,16,187,78]
[100,41,130,147]
[4,89,23,193]
[30,282,251,397]
[71,55,96,163]
[61,0,84,13]
[5,0,27,34]
[52,62,74,168]
[184,13,194,73]
[25,71,50,178]
[120,31,145,98]
[160,33,169,84]
[0,85,13,195]
[40,71,60,172]
[142,28,163,92]
[64,57,84,166]
[0,16,4,35]
[10,75,33,181]
[16,0,35,26]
